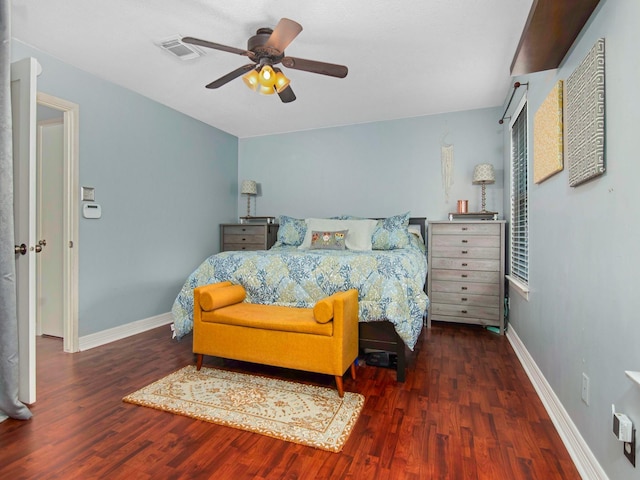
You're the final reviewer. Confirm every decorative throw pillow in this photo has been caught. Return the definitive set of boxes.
[299,218,378,251]
[310,230,348,250]
[274,215,307,247]
[372,211,411,250]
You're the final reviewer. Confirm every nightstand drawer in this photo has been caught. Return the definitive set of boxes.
[220,224,271,252]
[222,243,263,251]
[223,225,265,236]
[223,233,265,245]
[431,257,500,272]
[431,223,500,236]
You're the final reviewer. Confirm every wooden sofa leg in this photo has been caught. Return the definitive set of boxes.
[350,362,356,380]
[335,376,344,398]
[196,354,203,371]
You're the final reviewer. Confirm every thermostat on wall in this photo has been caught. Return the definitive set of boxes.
[83,203,102,219]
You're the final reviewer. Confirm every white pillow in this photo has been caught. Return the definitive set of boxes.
[408,224,423,242]
[299,218,378,251]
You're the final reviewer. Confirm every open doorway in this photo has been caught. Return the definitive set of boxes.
[36,93,79,353]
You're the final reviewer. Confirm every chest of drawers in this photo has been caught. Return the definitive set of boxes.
[427,220,505,333]
[220,224,278,252]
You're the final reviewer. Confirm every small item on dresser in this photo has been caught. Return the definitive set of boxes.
[457,200,468,213]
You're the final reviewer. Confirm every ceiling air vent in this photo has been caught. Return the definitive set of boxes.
[159,35,204,60]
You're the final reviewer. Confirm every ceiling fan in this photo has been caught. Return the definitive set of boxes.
[182,18,348,103]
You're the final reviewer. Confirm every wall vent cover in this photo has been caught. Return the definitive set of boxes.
[159,36,204,60]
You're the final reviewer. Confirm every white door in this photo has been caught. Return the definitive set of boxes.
[11,57,40,404]
[37,120,64,338]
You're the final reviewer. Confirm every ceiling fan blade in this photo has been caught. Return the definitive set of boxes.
[182,36,254,58]
[205,64,256,89]
[281,57,348,78]
[277,85,296,103]
[264,18,303,53]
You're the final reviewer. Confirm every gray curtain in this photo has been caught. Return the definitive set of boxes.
[0,0,33,422]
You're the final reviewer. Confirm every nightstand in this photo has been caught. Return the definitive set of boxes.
[220,223,278,252]
[427,220,505,333]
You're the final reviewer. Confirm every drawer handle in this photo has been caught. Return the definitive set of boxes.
[461,263,468,267]
[461,250,468,254]
[461,310,468,314]
[461,287,468,290]
[461,297,468,301]
[462,227,468,231]
[462,240,468,243]
[461,274,468,278]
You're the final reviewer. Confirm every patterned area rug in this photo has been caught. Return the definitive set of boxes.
[123,365,365,452]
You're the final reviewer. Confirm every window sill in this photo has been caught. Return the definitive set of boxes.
[506,275,529,301]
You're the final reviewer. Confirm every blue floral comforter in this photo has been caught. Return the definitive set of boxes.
[171,235,429,349]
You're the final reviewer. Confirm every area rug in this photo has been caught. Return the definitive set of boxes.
[123,365,364,452]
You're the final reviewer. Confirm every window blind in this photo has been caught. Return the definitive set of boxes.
[510,102,528,284]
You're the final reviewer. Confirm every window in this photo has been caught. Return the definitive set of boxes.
[508,98,529,298]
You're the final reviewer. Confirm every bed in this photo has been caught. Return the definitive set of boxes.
[171,214,429,381]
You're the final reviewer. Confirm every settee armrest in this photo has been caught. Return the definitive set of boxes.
[325,289,359,340]
[195,282,245,312]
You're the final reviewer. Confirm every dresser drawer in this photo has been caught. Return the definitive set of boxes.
[431,292,499,308]
[430,246,500,259]
[431,269,500,284]
[430,303,499,321]
[431,257,501,272]
[431,222,500,236]
[431,235,499,248]
[431,280,500,296]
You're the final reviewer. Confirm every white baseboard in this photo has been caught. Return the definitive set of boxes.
[78,312,173,351]
[507,325,608,480]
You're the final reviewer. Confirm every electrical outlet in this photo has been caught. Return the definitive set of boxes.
[581,373,590,405]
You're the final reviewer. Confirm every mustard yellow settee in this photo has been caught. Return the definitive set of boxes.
[193,282,359,397]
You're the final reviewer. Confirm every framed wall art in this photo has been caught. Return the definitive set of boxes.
[565,38,606,187]
[534,80,564,184]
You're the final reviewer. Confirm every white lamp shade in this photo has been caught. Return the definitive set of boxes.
[472,164,496,184]
[241,180,257,195]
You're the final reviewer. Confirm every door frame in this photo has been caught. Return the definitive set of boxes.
[36,92,79,353]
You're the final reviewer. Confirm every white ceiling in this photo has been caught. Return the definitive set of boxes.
[12,0,533,138]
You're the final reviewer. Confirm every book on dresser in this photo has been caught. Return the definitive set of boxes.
[427,220,506,334]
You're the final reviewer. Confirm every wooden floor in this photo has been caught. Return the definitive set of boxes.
[0,322,581,480]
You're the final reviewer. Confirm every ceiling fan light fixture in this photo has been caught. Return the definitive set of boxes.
[242,70,260,91]
[258,65,276,88]
[274,71,290,93]
[258,84,276,95]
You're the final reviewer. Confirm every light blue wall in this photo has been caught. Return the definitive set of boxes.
[12,41,239,336]
[239,108,504,221]
[502,1,640,478]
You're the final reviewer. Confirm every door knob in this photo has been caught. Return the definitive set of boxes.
[35,239,46,253]
[15,244,27,255]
